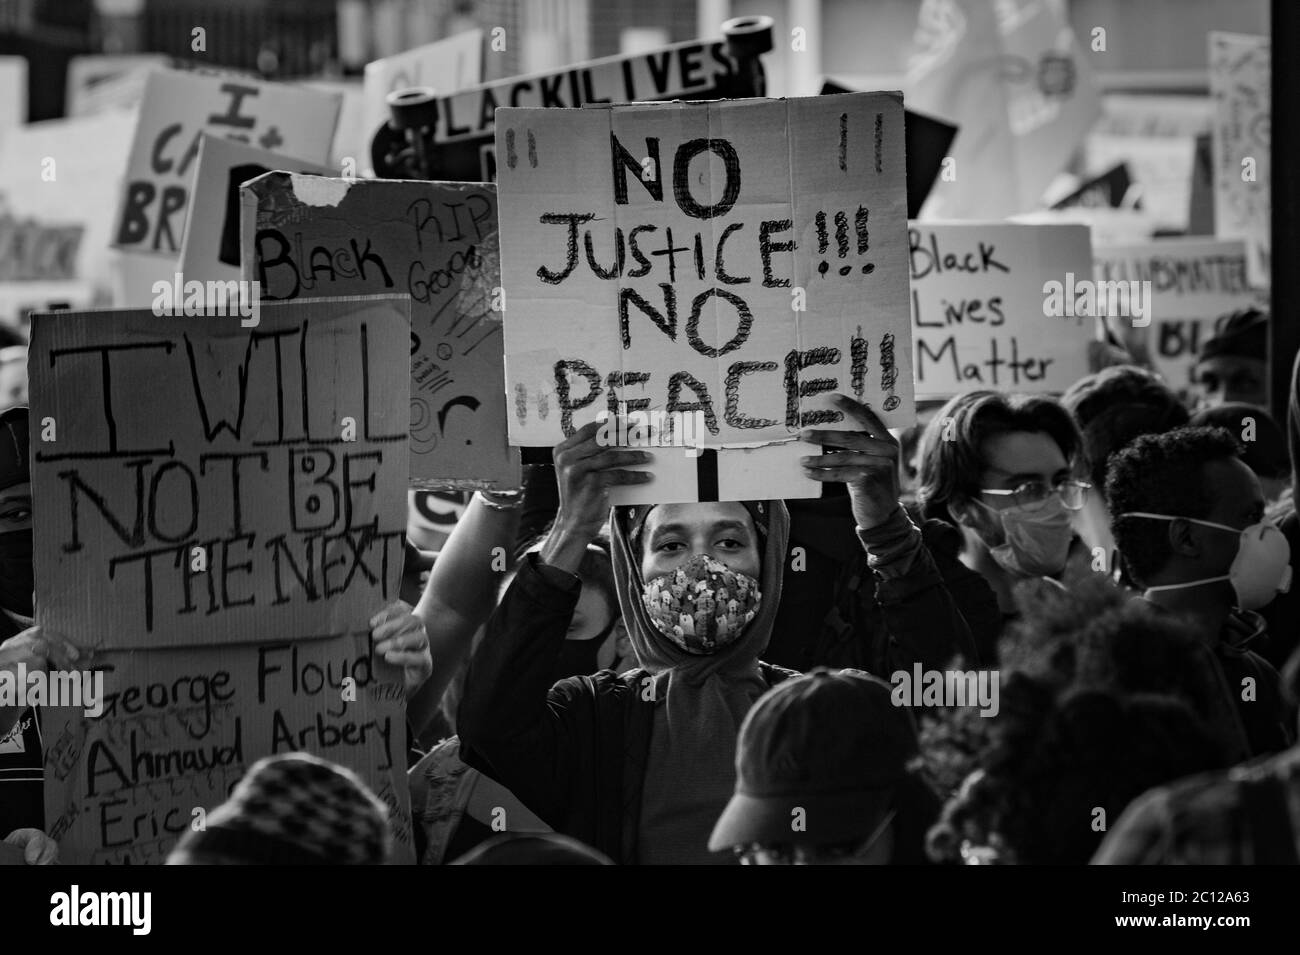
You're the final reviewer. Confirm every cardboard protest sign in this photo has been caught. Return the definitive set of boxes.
[241,172,518,491]
[1209,32,1269,288]
[360,29,483,171]
[111,69,341,258]
[30,297,410,649]
[65,54,169,117]
[417,38,743,182]
[1093,237,1253,391]
[42,631,414,865]
[302,77,367,169]
[496,92,913,503]
[0,282,96,335]
[0,110,137,301]
[909,223,1093,397]
[0,215,83,282]
[820,80,957,219]
[178,135,334,286]
[1085,134,1194,233]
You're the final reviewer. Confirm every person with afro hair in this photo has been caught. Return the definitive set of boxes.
[925,676,1224,865]
[1107,426,1293,758]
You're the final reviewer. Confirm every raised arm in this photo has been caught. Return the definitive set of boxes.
[456,422,650,822]
[403,490,525,736]
[800,394,981,673]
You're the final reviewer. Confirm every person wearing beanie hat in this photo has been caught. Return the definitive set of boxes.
[709,668,939,864]
[458,392,964,864]
[167,753,392,865]
[1191,307,1269,410]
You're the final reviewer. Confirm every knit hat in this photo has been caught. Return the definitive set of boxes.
[1200,307,1268,363]
[709,668,919,851]
[0,407,29,491]
[168,753,391,865]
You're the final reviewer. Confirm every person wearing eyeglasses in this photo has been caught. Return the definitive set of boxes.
[915,391,1090,654]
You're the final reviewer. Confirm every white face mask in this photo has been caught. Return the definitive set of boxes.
[1119,512,1293,611]
[975,496,1074,578]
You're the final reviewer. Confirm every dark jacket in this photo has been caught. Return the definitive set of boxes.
[771,497,994,671]
[458,553,798,864]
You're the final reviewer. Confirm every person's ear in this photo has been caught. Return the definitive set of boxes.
[1166,518,1201,559]
[949,495,984,532]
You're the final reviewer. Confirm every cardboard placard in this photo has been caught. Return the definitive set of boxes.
[178,135,334,286]
[417,38,741,182]
[909,222,1094,397]
[0,215,83,282]
[1093,237,1253,391]
[0,110,138,299]
[360,29,483,169]
[65,54,170,117]
[111,69,341,258]
[241,173,519,491]
[820,80,957,220]
[1209,32,1269,288]
[31,298,411,650]
[496,92,914,503]
[42,632,414,865]
[1085,133,1194,233]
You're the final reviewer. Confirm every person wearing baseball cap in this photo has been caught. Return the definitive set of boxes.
[709,668,940,864]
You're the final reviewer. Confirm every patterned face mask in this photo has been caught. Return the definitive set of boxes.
[640,554,762,655]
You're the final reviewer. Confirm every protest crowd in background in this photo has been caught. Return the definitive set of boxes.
[1,0,1297,870]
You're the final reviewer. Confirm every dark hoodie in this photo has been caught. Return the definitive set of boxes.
[458,502,798,864]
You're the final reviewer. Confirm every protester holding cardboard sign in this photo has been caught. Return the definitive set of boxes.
[458,389,978,863]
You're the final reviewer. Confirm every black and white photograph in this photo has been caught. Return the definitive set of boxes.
[0,0,1293,937]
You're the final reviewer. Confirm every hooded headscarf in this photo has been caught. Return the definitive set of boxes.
[610,499,790,863]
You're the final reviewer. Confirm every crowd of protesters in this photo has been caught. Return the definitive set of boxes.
[2,307,1298,865]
